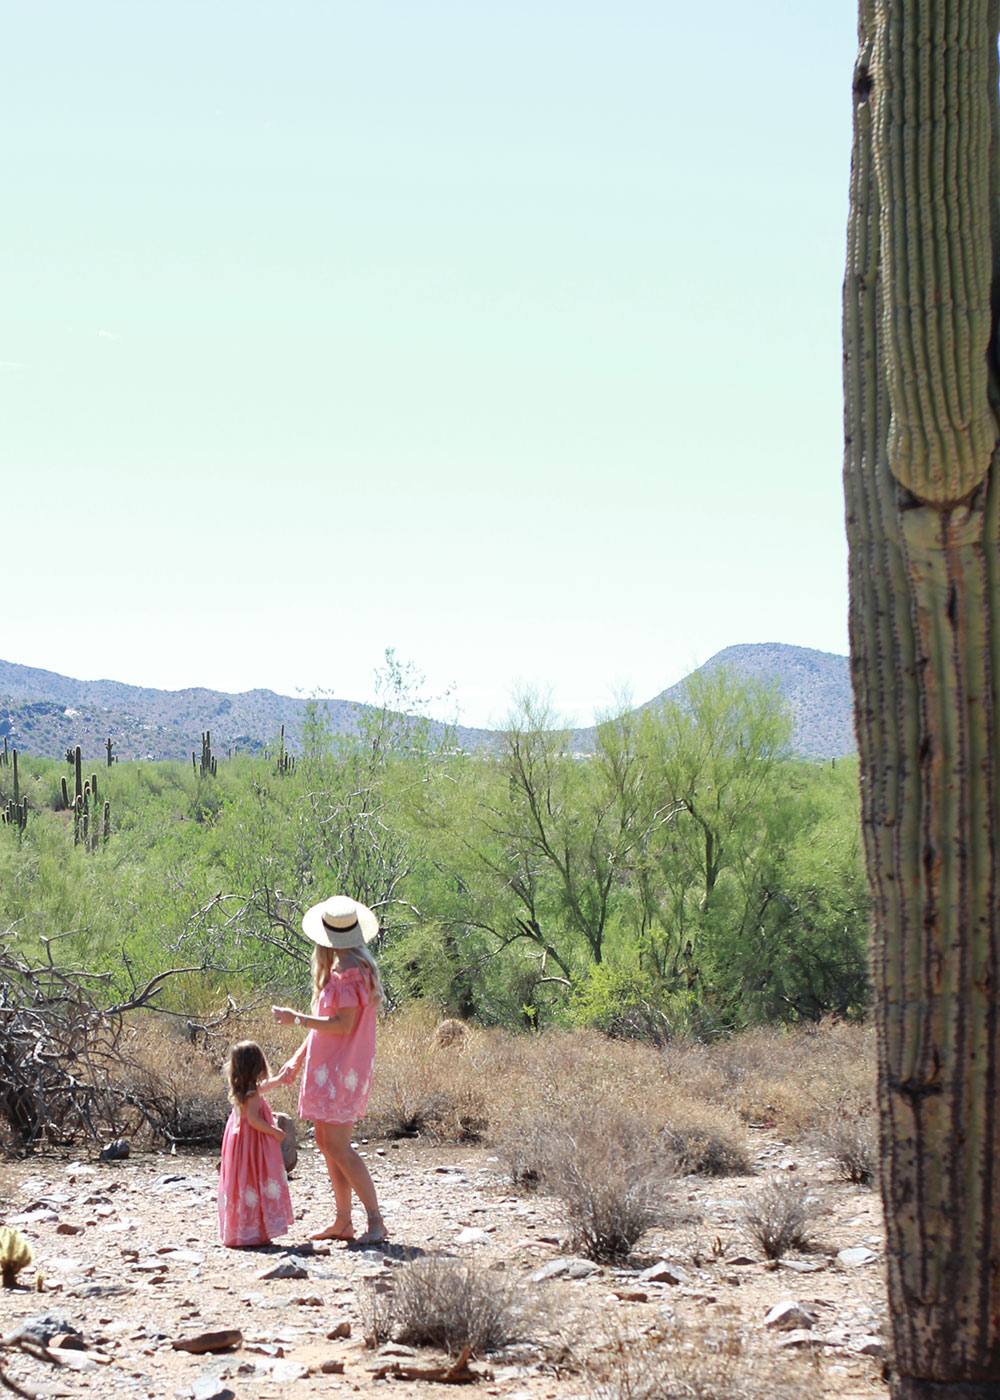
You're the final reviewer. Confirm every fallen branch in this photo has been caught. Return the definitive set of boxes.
[371,1342,494,1384]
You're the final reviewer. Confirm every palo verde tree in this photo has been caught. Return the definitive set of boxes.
[844,2,1000,1394]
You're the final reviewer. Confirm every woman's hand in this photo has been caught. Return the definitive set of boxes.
[275,1061,300,1085]
[271,1005,299,1026]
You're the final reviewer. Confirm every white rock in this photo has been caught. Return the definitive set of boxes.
[764,1300,815,1331]
[836,1246,877,1268]
[455,1227,490,1245]
[853,1335,886,1357]
[531,1259,570,1282]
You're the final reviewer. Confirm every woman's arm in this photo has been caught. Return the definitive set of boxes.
[270,1039,308,1085]
[244,1092,284,1140]
[272,1004,359,1036]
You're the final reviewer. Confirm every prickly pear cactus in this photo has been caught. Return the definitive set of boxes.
[843,1,1000,1393]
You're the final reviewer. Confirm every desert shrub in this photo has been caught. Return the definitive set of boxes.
[740,1176,818,1260]
[537,1108,674,1262]
[812,1094,878,1186]
[370,1254,531,1354]
[660,1108,750,1178]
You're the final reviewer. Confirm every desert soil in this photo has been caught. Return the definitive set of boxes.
[0,1129,888,1399]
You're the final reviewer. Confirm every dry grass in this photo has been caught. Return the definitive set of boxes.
[740,1175,819,1260]
[74,1001,874,1169]
[584,1322,817,1400]
[367,1253,533,1355]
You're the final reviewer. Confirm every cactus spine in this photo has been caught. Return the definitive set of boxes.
[844,2,1000,1392]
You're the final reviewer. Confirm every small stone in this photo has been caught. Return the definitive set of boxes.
[190,1379,236,1400]
[614,1289,649,1302]
[853,1335,886,1357]
[837,1247,877,1268]
[780,1258,827,1273]
[764,1300,815,1331]
[326,1321,351,1339]
[99,1139,130,1162]
[776,1328,817,1349]
[171,1329,243,1355]
[259,1261,308,1281]
[639,1261,688,1285]
[456,1227,491,1245]
[320,1358,346,1374]
[56,1222,85,1235]
[531,1259,570,1282]
[566,1258,600,1278]
[290,1294,323,1307]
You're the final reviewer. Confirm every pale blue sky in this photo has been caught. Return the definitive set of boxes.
[3,2,858,728]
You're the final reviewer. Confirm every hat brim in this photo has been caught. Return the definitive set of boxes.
[301,897,380,948]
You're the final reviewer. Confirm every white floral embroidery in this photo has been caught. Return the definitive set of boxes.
[313,1065,328,1086]
[344,1069,359,1092]
[263,1178,281,1200]
[244,1186,259,1207]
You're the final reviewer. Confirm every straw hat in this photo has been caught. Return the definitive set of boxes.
[301,894,379,949]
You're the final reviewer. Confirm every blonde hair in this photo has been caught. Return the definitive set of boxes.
[311,942,385,1012]
[226,1041,270,1105]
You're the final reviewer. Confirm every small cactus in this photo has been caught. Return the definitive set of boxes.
[106,736,114,767]
[0,1226,33,1288]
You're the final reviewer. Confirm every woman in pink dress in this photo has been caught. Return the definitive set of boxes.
[272,894,388,1245]
[218,1041,295,1247]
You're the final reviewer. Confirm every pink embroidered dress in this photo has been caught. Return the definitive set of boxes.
[298,965,377,1124]
[217,1094,295,1247]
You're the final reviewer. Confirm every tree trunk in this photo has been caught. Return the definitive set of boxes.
[844,1,1000,1393]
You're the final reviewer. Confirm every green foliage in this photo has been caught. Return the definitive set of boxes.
[0,668,868,1036]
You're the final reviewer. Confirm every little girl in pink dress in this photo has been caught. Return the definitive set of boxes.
[272,894,387,1245]
[218,1041,295,1248]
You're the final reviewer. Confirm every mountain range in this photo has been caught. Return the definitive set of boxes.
[0,643,855,763]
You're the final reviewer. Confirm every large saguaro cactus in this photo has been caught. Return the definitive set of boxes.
[843,1,1000,1394]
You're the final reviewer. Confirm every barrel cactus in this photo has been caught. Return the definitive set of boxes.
[843,1,1000,1393]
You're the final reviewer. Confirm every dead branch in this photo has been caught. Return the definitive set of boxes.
[0,940,253,1155]
[371,1342,494,1384]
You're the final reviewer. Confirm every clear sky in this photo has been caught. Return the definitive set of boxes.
[2,2,859,729]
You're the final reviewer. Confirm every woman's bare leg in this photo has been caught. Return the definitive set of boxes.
[310,1121,356,1239]
[314,1121,387,1242]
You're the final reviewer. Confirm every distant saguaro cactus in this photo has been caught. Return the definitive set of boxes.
[843,2,1000,1394]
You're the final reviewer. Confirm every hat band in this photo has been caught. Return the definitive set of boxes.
[322,916,360,935]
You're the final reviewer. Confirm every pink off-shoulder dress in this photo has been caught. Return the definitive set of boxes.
[217,1094,295,1247]
[298,966,376,1124]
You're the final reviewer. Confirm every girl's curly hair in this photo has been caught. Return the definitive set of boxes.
[225,1040,270,1104]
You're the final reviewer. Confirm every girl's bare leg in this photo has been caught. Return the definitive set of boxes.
[313,1121,387,1242]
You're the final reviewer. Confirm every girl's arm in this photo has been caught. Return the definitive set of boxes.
[244,1091,284,1140]
[272,1004,359,1036]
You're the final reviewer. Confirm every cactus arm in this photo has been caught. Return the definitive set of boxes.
[873,0,999,502]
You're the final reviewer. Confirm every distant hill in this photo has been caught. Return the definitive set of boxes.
[644,643,854,759]
[0,659,495,762]
[0,643,855,763]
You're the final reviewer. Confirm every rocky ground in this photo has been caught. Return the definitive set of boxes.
[0,1130,888,1399]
